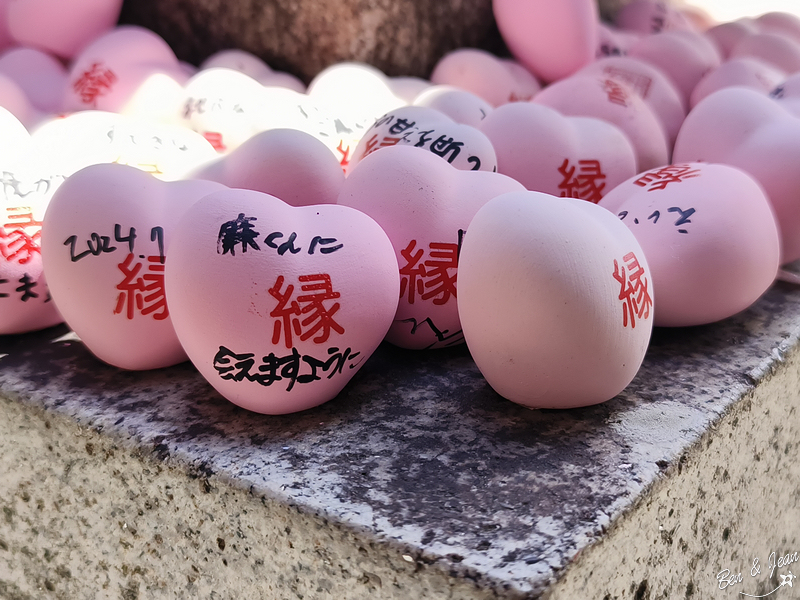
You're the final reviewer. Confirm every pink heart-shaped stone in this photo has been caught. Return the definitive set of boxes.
[458,190,653,408]
[772,71,800,116]
[0,71,41,129]
[345,105,497,174]
[388,76,431,104]
[0,46,67,113]
[478,101,636,202]
[757,11,800,45]
[730,31,800,75]
[534,74,669,171]
[165,189,400,415]
[199,49,306,93]
[599,162,779,326]
[40,163,226,369]
[690,57,786,108]
[338,144,525,349]
[614,0,694,35]
[189,128,345,206]
[0,171,62,334]
[412,85,493,128]
[705,18,760,59]
[578,55,687,148]
[493,0,598,83]
[673,86,800,263]
[62,26,185,113]
[7,0,123,59]
[628,30,722,104]
[31,111,217,182]
[429,48,540,105]
[597,22,641,58]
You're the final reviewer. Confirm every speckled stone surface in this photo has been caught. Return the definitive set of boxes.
[2,279,800,598]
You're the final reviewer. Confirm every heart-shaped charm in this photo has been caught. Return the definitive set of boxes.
[757,12,800,45]
[493,0,598,83]
[338,144,525,349]
[0,46,68,113]
[577,55,687,149]
[31,110,217,182]
[0,71,41,129]
[412,85,493,128]
[189,128,344,206]
[62,25,186,114]
[628,30,722,105]
[478,101,635,202]
[597,22,642,59]
[673,86,800,263]
[199,49,306,92]
[730,31,800,75]
[345,105,497,174]
[457,190,653,408]
[306,62,407,163]
[40,163,226,369]
[429,48,541,106]
[690,57,786,108]
[165,189,400,415]
[614,0,694,35]
[7,0,123,59]
[534,74,669,171]
[705,19,760,59]
[771,70,800,117]
[599,162,780,326]
[0,167,62,334]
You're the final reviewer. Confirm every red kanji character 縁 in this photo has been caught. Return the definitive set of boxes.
[612,252,652,329]
[296,274,344,344]
[0,206,43,265]
[269,273,345,348]
[113,254,169,320]
[601,78,630,107]
[73,62,117,106]
[269,275,301,349]
[399,240,426,304]
[633,164,701,191]
[557,159,607,203]
[421,242,458,305]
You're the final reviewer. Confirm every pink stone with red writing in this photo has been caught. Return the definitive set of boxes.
[457,190,653,408]
[578,56,687,150]
[338,145,525,350]
[493,0,598,84]
[673,86,800,263]
[40,163,226,370]
[7,0,122,59]
[599,162,779,327]
[533,74,669,171]
[165,189,400,415]
[62,26,186,114]
[478,101,635,202]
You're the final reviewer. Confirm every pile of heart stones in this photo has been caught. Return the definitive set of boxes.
[1,0,798,414]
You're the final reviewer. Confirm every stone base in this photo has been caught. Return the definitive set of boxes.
[2,279,800,598]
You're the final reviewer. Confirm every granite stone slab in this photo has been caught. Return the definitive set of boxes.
[2,279,800,597]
